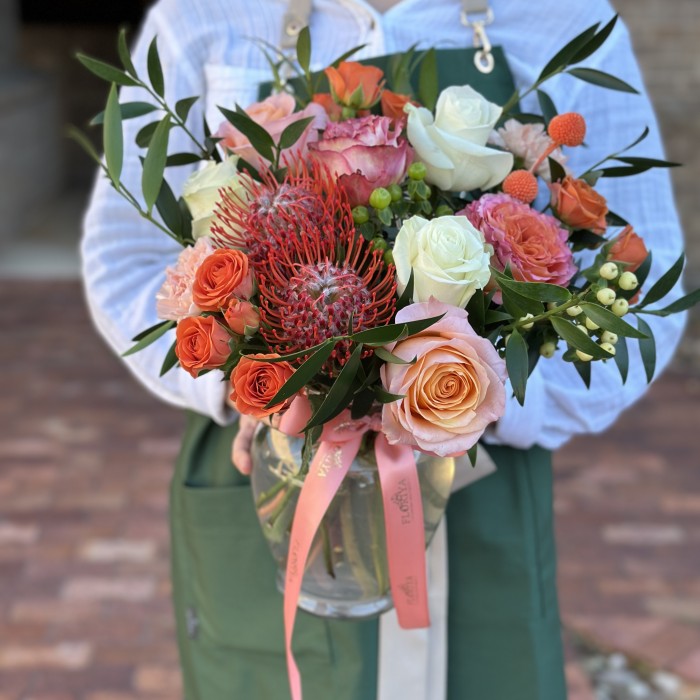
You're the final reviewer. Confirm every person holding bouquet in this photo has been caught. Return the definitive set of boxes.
[81,0,687,698]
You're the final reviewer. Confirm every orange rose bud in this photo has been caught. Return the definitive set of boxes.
[548,112,586,147]
[550,175,608,234]
[229,354,295,419]
[380,90,414,123]
[325,61,384,110]
[224,300,260,336]
[175,316,231,378]
[608,225,649,273]
[192,248,254,311]
[312,93,343,122]
[503,170,539,204]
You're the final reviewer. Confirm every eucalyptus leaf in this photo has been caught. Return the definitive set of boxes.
[90,101,158,126]
[103,84,123,183]
[537,90,557,126]
[123,320,175,357]
[219,106,275,163]
[613,335,629,384]
[160,340,179,376]
[551,317,613,359]
[505,330,528,406]
[638,253,684,308]
[567,67,639,94]
[117,28,137,77]
[142,115,171,212]
[264,341,336,408]
[76,53,139,86]
[278,116,315,150]
[175,96,199,122]
[579,303,648,338]
[636,317,656,382]
[147,37,165,97]
[304,344,364,430]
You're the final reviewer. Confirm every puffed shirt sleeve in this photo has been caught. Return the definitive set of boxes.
[484,17,687,450]
[81,5,235,425]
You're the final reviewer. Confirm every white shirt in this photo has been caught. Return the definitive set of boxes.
[82,0,686,449]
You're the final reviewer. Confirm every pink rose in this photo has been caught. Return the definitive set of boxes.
[380,300,506,457]
[308,115,412,206]
[155,237,215,321]
[216,93,327,169]
[490,119,567,181]
[462,194,576,302]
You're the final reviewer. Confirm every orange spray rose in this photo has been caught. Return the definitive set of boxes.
[550,175,608,234]
[325,61,384,110]
[229,354,295,419]
[192,248,254,311]
[175,316,231,378]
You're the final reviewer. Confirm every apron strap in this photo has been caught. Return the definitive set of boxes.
[460,0,495,74]
[281,0,313,52]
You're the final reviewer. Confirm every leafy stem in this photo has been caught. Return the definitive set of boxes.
[502,288,590,332]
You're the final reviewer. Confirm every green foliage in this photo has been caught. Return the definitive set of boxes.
[103,84,124,183]
[566,67,638,94]
[218,106,275,163]
[142,115,171,213]
[636,317,656,382]
[505,330,528,405]
[90,102,159,126]
[123,320,175,356]
[637,254,684,308]
[550,317,613,360]
[160,340,179,376]
[147,37,165,97]
[579,303,648,338]
[76,53,138,86]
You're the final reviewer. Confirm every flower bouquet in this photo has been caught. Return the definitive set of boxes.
[73,15,698,700]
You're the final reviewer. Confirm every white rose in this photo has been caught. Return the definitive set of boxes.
[393,215,492,308]
[405,85,514,192]
[182,156,251,239]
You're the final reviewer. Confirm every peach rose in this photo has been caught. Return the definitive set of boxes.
[229,354,295,419]
[216,93,327,169]
[550,175,608,234]
[380,90,414,125]
[175,316,231,378]
[224,300,260,336]
[325,61,384,110]
[380,300,506,456]
[192,248,254,311]
[608,225,649,272]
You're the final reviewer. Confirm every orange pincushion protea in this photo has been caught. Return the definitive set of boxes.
[214,168,397,371]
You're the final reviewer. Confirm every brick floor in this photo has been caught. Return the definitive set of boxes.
[0,280,698,698]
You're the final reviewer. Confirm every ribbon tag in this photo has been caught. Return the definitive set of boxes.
[278,401,431,700]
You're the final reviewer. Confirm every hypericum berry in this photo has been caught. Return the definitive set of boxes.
[520,313,535,330]
[601,331,619,345]
[435,204,454,217]
[547,302,559,311]
[548,112,586,147]
[612,298,630,317]
[576,349,593,362]
[597,288,617,306]
[585,317,600,331]
[407,162,427,181]
[352,205,369,224]
[599,342,616,357]
[576,324,589,336]
[540,341,557,358]
[383,249,395,266]
[599,262,619,280]
[567,305,583,317]
[619,271,639,291]
[388,184,403,202]
[369,187,392,210]
[503,170,539,204]
[372,237,388,252]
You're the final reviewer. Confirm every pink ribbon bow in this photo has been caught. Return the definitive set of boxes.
[278,396,431,700]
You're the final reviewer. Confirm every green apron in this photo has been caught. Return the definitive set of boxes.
[169,46,566,700]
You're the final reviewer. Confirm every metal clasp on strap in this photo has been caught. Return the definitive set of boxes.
[460,4,495,74]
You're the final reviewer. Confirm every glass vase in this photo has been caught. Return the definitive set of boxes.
[249,424,454,620]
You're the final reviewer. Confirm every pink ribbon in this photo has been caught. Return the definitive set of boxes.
[278,397,430,700]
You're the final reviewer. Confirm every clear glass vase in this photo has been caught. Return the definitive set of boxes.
[249,424,454,620]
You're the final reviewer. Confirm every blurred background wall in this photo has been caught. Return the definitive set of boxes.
[0,1,699,699]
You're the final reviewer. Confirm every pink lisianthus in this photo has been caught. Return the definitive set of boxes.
[216,93,327,169]
[155,237,214,321]
[490,119,567,181]
[462,194,576,301]
[308,115,412,206]
[380,300,506,457]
